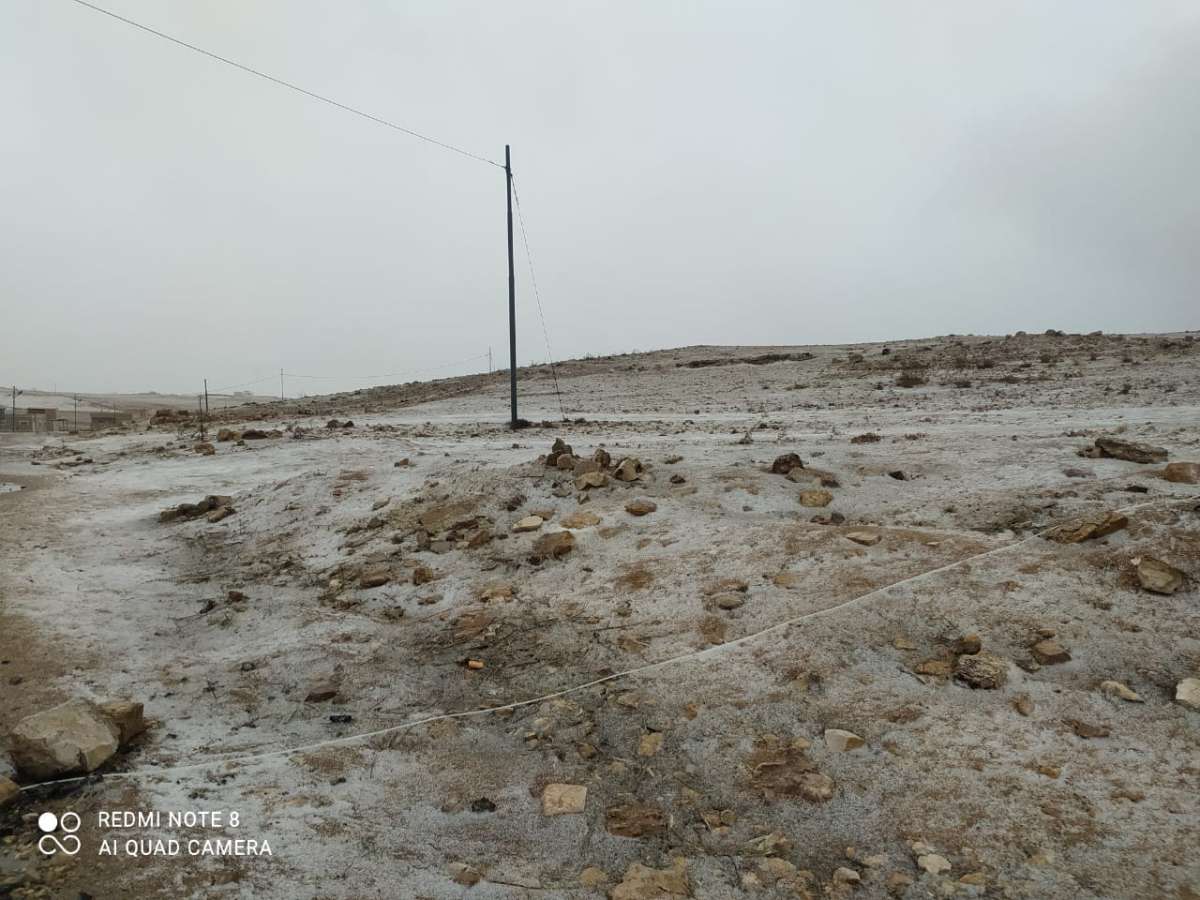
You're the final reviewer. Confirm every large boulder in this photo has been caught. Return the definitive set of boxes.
[9,699,121,780]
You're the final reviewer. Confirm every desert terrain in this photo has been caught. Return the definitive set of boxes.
[1,331,1198,899]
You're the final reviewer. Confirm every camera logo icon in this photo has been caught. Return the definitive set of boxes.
[38,812,81,856]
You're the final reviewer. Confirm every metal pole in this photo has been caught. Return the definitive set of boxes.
[74,394,78,432]
[10,386,15,432]
[280,368,284,401]
[204,379,210,420]
[506,145,517,427]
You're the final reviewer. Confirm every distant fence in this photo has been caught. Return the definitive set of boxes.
[0,406,134,433]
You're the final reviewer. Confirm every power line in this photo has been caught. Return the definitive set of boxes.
[65,0,503,169]
[283,352,490,382]
[510,174,567,420]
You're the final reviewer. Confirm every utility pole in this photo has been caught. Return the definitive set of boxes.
[74,394,78,433]
[10,386,16,432]
[506,145,518,427]
[280,368,284,401]
[488,347,493,374]
[198,394,206,441]
[204,379,210,420]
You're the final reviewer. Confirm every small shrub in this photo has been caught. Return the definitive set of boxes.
[896,369,927,388]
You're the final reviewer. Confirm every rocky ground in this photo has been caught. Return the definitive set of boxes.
[1,331,1198,899]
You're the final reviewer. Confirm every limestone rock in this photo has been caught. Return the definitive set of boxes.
[610,859,689,899]
[542,783,587,815]
[98,700,145,746]
[606,803,667,837]
[845,530,881,546]
[1099,681,1142,702]
[1135,556,1185,595]
[798,489,833,508]
[824,728,865,751]
[833,867,861,886]
[532,530,575,560]
[512,515,544,533]
[713,592,745,611]
[9,699,120,780]
[575,471,608,490]
[579,867,608,887]
[955,651,1009,689]
[625,498,657,516]
[1095,436,1168,464]
[1043,512,1128,543]
[1176,678,1200,711]
[561,510,601,529]
[1163,461,1200,484]
[917,854,951,875]
[771,453,804,475]
[359,569,391,588]
[1031,639,1071,665]
[614,458,643,482]
[787,466,840,487]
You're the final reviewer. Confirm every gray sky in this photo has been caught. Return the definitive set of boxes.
[3,1,1197,396]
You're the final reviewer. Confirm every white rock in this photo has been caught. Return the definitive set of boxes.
[512,515,544,533]
[918,853,952,875]
[824,728,865,752]
[542,783,587,815]
[1176,678,1200,711]
[1099,680,1143,702]
[10,699,119,780]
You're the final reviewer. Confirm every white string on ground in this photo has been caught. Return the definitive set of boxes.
[19,495,1191,793]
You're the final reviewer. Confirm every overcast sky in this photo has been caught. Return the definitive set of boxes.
[3,1,1197,396]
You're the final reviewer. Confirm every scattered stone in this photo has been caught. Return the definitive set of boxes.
[1013,695,1034,716]
[512,515,544,533]
[917,854,952,875]
[833,867,862,886]
[741,832,792,856]
[561,510,601,529]
[845,529,880,546]
[798,489,833,507]
[1135,556,1185,595]
[541,783,587,815]
[887,873,914,894]
[579,867,608,888]
[606,803,667,837]
[1099,681,1142,702]
[915,659,954,678]
[1067,719,1110,739]
[359,569,391,588]
[786,466,840,487]
[394,458,410,467]
[447,862,482,887]
[9,699,121,780]
[575,471,608,490]
[773,572,803,590]
[412,565,436,585]
[1175,678,1200,711]
[610,859,689,900]
[532,530,575,560]
[1094,436,1168,464]
[216,428,239,442]
[1063,467,1093,479]
[713,592,745,611]
[371,497,391,511]
[1043,511,1128,543]
[1163,461,1200,484]
[593,448,612,468]
[206,505,235,523]
[573,458,601,477]
[545,438,573,467]
[305,679,340,703]
[952,634,982,655]
[955,651,1009,689]
[771,453,804,475]
[669,473,686,484]
[637,732,664,757]
[614,458,643,482]
[625,498,657,516]
[824,728,865,752]
[1031,639,1071,665]
[193,442,215,456]
[887,470,907,481]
